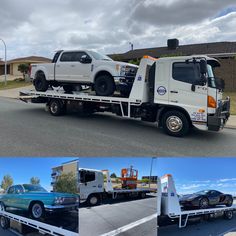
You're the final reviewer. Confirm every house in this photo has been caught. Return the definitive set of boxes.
[109,41,236,91]
[0,56,51,77]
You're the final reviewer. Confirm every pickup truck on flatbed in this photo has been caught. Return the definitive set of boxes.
[30,50,138,96]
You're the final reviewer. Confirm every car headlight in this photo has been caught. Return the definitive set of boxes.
[120,65,126,76]
[54,197,64,205]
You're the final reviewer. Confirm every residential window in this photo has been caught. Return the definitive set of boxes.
[172,62,200,84]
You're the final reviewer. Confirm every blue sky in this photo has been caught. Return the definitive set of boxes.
[157,158,236,196]
[0,157,77,191]
[216,6,236,18]
[0,157,157,191]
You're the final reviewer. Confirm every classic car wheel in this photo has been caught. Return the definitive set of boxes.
[199,198,209,209]
[0,216,10,230]
[30,202,44,219]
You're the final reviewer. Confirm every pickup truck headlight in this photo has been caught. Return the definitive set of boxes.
[120,65,127,76]
[54,197,64,205]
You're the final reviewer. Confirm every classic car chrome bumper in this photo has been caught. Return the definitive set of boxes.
[44,203,79,212]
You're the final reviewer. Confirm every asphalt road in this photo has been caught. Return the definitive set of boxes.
[79,194,157,236]
[0,97,236,156]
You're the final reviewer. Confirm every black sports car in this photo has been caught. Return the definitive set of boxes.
[179,190,233,209]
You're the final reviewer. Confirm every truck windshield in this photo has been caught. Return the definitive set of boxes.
[89,51,113,61]
[207,64,216,88]
[23,184,48,193]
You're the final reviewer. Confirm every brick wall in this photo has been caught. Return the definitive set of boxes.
[215,58,236,92]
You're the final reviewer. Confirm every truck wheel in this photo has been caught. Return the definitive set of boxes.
[140,192,146,198]
[49,99,66,116]
[34,72,49,92]
[0,216,10,230]
[30,202,45,219]
[224,210,233,220]
[94,75,115,96]
[87,194,101,206]
[162,110,189,137]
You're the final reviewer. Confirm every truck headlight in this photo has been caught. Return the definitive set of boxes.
[120,65,127,76]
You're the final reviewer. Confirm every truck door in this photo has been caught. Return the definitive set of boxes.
[79,170,100,200]
[169,61,208,123]
[56,51,91,82]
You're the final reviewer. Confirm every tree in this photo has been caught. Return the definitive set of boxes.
[30,177,40,185]
[54,172,78,194]
[110,173,117,178]
[141,178,149,184]
[1,175,13,190]
[18,63,30,80]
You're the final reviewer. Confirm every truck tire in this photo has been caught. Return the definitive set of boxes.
[34,72,49,92]
[48,99,66,116]
[29,202,45,219]
[0,216,10,230]
[87,194,101,206]
[94,75,115,96]
[224,210,233,220]
[162,110,190,137]
[140,192,146,198]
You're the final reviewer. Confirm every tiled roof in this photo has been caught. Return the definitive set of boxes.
[109,41,236,60]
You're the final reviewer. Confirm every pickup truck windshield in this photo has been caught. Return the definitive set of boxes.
[89,51,113,61]
[23,184,48,193]
[207,64,216,88]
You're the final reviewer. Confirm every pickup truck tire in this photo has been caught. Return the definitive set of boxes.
[0,216,10,230]
[87,194,101,206]
[29,202,45,219]
[162,110,189,137]
[49,99,66,116]
[34,72,49,92]
[94,75,115,96]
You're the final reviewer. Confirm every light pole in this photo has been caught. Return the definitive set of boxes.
[149,157,156,188]
[0,38,7,86]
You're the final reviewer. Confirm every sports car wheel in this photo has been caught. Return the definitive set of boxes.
[0,216,10,230]
[30,202,45,219]
[199,198,209,209]
[226,198,233,207]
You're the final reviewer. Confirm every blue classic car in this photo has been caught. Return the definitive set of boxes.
[0,184,79,219]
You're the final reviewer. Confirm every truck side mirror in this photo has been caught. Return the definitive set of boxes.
[80,55,92,64]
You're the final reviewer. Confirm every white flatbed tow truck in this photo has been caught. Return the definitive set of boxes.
[157,174,236,228]
[0,208,78,236]
[79,168,156,206]
[19,55,230,137]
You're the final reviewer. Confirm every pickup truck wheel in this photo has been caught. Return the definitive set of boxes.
[34,72,49,92]
[94,75,115,96]
[49,99,66,116]
[87,194,101,206]
[162,110,189,137]
[0,216,10,230]
[30,202,45,219]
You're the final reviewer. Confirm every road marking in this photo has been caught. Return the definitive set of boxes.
[99,213,157,236]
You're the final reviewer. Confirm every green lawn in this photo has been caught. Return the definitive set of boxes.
[0,80,32,90]
[223,92,236,115]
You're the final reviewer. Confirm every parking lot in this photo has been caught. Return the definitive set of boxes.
[80,194,157,236]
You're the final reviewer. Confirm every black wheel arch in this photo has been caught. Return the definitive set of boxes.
[94,71,114,83]
[29,200,45,211]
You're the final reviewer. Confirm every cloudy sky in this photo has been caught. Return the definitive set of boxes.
[0,0,236,60]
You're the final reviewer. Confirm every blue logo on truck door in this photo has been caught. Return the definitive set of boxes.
[157,86,167,95]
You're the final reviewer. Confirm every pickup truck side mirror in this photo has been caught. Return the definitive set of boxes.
[80,55,92,64]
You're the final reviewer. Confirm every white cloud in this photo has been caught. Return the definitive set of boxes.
[0,0,236,59]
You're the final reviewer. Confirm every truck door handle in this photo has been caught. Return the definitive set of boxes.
[170,90,178,93]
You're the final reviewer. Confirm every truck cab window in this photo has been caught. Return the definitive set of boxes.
[60,52,90,62]
[172,62,200,84]
[80,170,96,183]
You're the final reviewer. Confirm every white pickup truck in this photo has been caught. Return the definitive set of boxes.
[30,50,138,96]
